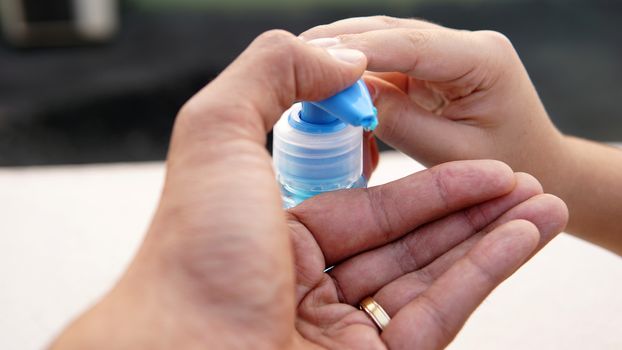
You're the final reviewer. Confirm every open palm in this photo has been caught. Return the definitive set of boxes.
[286,162,566,349]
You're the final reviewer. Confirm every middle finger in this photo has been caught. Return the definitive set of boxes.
[328,173,543,305]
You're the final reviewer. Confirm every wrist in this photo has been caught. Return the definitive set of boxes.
[506,111,566,185]
[524,128,568,192]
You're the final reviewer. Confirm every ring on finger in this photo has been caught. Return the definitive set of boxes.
[359,296,391,331]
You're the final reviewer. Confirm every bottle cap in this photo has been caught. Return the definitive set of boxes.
[273,79,377,194]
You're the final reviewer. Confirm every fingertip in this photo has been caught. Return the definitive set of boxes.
[433,159,516,194]
[362,74,396,102]
[360,75,413,135]
[478,192,568,255]
[496,219,541,254]
[484,159,515,176]
[553,195,570,231]
[480,159,516,189]
[513,172,544,196]
[531,193,569,237]
[506,193,569,245]
[466,220,541,291]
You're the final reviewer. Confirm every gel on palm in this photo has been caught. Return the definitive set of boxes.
[273,79,378,208]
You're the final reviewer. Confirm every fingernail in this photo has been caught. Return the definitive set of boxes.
[365,81,378,101]
[306,37,340,48]
[327,48,366,65]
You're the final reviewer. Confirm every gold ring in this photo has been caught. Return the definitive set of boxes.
[359,296,391,331]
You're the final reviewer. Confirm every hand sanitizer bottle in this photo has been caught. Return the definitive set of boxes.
[273,79,378,208]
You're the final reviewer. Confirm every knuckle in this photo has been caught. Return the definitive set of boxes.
[471,30,520,86]
[248,29,299,103]
[406,29,429,45]
[478,30,516,53]
[373,15,401,27]
[417,294,455,342]
[365,186,396,241]
[175,99,217,140]
[334,33,362,47]
[175,89,262,142]
[255,29,297,48]
[305,24,329,36]
[176,99,203,130]
[252,30,300,65]
[462,204,489,233]
[404,29,431,54]
[252,29,303,69]
[464,252,498,285]
[334,33,352,41]
[395,236,419,274]
[429,164,454,211]
[375,102,413,148]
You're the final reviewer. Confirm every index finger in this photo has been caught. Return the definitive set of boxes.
[289,159,516,265]
[300,15,442,40]
[330,28,511,85]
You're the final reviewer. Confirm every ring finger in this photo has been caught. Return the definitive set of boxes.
[372,193,567,317]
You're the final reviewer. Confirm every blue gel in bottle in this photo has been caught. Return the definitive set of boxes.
[273,79,378,208]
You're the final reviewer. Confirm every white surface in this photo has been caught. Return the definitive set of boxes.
[1,151,621,349]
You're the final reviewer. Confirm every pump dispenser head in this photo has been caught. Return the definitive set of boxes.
[273,79,377,206]
[300,80,378,131]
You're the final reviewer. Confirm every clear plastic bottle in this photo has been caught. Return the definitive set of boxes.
[272,80,377,208]
[278,173,367,209]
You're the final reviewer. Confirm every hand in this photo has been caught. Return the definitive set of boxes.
[289,164,567,349]
[50,30,568,350]
[301,16,622,254]
[301,16,564,178]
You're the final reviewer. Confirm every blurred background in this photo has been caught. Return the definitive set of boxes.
[0,0,620,166]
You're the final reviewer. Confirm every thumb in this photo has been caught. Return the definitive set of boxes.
[364,75,474,166]
[154,32,367,318]
[146,30,367,341]
[175,30,367,147]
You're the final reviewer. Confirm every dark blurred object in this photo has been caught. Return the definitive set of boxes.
[0,0,118,47]
[0,0,620,166]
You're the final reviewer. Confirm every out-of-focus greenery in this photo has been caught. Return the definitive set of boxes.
[129,0,409,11]
[129,0,511,12]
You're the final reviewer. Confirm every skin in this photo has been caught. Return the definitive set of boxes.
[50,30,568,349]
[301,16,622,255]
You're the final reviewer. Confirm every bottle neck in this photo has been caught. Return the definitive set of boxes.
[300,102,337,124]
[273,103,364,192]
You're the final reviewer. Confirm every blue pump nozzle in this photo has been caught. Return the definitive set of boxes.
[300,80,378,131]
